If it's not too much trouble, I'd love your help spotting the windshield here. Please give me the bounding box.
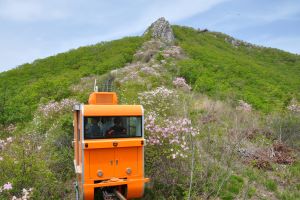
[84,116,142,139]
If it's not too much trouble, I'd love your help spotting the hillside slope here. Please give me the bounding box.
[1,24,299,128]
[173,26,300,112]
[0,18,299,200]
[0,36,145,125]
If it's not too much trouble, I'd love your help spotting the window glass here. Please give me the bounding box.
[84,116,142,139]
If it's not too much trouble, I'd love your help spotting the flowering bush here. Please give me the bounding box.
[236,100,252,112]
[145,112,198,159]
[144,110,199,198]
[287,104,300,112]
[4,124,16,133]
[119,71,139,83]
[0,184,33,200]
[32,98,78,134]
[162,46,183,58]
[12,188,33,200]
[138,86,178,116]
[173,77,191,91]
[140,66,159,76]
[0,114,74,199]
[0,182,13,198]
[0,137,13,150]
[287,98,300,113]
[37,98,78,119]
[1,182,12,191]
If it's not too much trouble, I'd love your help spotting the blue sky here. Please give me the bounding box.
[0,0,299,72]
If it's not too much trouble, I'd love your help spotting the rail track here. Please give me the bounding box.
[75,181,127,200]
[102,189,126,200]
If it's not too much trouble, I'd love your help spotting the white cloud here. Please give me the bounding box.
[245,2,300,22]
[209,1,300,32]
[0,0,70,21]
[55,0,230,55]
[142,0,228,22]
[84,0,229,42]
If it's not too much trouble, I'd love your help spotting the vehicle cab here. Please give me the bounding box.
[73,92,149,200]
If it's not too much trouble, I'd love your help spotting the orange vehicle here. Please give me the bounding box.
[73,92,149,199]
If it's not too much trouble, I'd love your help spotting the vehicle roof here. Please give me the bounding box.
[83,105,143,116]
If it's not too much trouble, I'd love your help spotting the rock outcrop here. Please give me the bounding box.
[144,17,175,43]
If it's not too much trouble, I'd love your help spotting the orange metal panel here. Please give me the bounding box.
[88,92,118,105]
[83,184,94,200]
[83,138,145,149]
[83,178,149,188]
[137,146,143,177]
[83,105,143,116]
[89,148,115,180]
[127,181,145,199]
[115,147,138,177]
[84,151,90,180]
[127,180,146,199]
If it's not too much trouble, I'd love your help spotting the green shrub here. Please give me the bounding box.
[279,190,300,200]
[219,175,244,200]
[243,168,259,182]
[265,179,277,192]
[247,186,256,198]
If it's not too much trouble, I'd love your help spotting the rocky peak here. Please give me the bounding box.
[144,17,175,43]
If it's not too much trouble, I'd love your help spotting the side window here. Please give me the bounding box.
[128,117,142,137]
[84,117,102,139]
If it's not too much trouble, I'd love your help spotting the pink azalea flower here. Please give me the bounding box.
[3,182,12,190]
[173,77,191,90]
[6,137,13,143]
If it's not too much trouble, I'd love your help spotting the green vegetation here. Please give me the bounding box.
[173,25,300,112]
[0,36,145,125]
[0,24,299,199]
[219,175,244,200]
[265,179,278,192]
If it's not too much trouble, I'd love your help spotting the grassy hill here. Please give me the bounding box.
[0,21,299,200]
[173,25,300,112]
[1,25,299,125]
[0,36,145,125]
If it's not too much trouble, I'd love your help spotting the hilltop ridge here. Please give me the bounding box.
[144,17,175,43]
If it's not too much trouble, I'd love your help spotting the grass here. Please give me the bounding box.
[172,25,300,113]
[264,179,278,192]
[219,175,244,200]
[247,186,256,198]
